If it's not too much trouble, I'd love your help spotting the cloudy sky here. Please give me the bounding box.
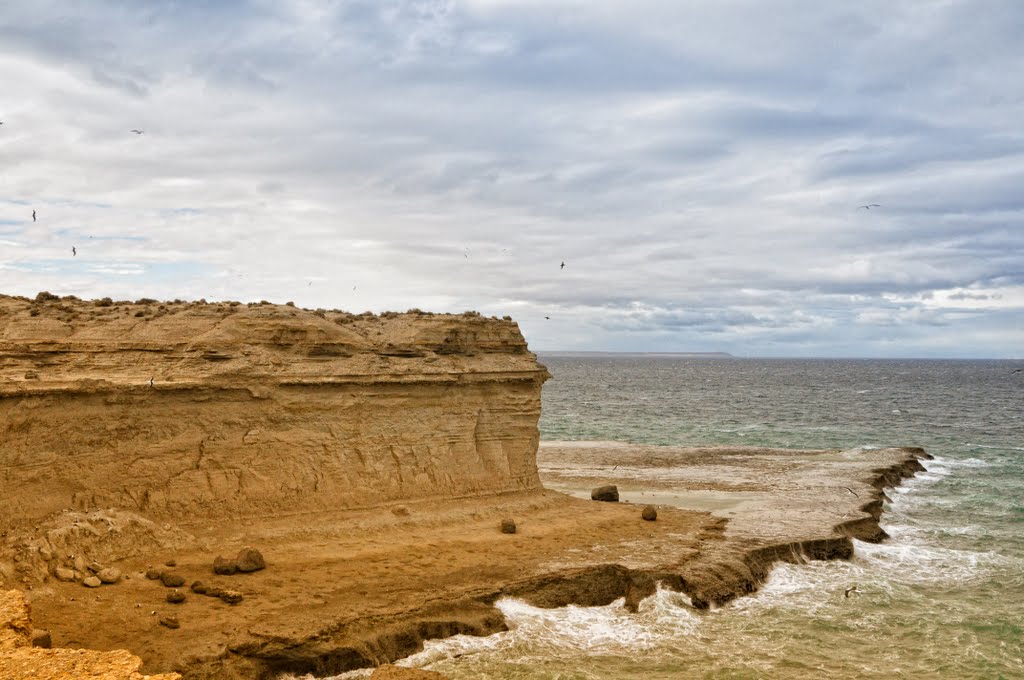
[1,1,1022,357]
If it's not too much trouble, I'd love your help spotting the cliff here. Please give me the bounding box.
[0,294,548,584]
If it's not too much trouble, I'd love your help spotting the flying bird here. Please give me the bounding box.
[844,585,860,598]
[544,316,550,320]
[1012,368,1022,374]
[560,261,565,269]
[148,377,154,387]
[32,210,36,222]
[843,486,858,498]
[859,204,881,210]
[72,246,76,256]
[131,129,144,134]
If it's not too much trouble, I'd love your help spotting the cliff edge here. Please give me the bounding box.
[0,589,180,679]
[1,294,548,585]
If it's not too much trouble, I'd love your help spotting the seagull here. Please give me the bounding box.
[131,129,144,134]
[843,486,859,498]
[560,261,565,269]
[859,204,881,210]
[845,585,860,598]
[32,210,36,222]
[1012,368,1022,374]
[544,316,550,320]
[148,377,154,387]
[72,246,76,256]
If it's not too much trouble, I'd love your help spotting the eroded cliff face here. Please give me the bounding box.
[0,294,549,534]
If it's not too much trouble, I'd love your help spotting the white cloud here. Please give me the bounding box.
[0,0,1022,356]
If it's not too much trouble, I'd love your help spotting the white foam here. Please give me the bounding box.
[373,587,704,673]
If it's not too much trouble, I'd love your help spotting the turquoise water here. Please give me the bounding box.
[345,357,1024,679]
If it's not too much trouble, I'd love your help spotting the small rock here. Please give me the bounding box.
[160,573,186,588]
[190,581,208,594]
[31,629,52,649]
[166,590,186,604]
[641,505,658,521]
[164,559,177,567]
[159,615,180,629]
[500,518,517,534]
[73,555,87,572]
[213,556,237,575]
[82,576,102,588]
[591,485,619,502]
[204,586,224,598]
[391,505,411,517]
[97,568,121,584]
[235,547,265,573]
[145,568,162,580]
[53,567,76,582]
[86,561,105,574]
[219,590,244,605]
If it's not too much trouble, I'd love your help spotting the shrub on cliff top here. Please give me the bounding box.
[35,291,60,303]
[135,298,157,305]
[95,297,113,307]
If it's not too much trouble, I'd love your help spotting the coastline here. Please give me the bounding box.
[5,443,929,679]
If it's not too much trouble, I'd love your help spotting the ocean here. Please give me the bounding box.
[340,356,1024,679]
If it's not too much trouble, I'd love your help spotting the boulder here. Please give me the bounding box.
[159,615,180,630]
[213,556,237,575]
[53,567,76,582]
[160,573,186,588]
[31,628,52,649]
[166,590,186,604]
[641,505,657,521]
[190,581,208,595]
[86,561,105,574]
[500,518,517,534]
[145,568,163,580]
[82,576,102,588]
[164,559,177,567]
[591,485,619,502]
[219,590,244,605]
[235,547,266,573]
[97,568,122,584]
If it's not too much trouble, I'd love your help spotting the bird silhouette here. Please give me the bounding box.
[845,585,860,598]
[560,261,565,269]
[131,129,144,134]
[32,210,36,222]
[843,486,858,497]
[859,204,881,210]
[544,316,550,320]
[72,246,76,256]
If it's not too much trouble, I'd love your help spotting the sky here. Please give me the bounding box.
[1,1,1022,358]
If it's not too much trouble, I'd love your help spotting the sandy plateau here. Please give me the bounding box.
[0,294,930,679]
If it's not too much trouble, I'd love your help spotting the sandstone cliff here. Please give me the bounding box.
[0,294,548,585]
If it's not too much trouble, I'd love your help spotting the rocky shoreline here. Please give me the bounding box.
[0,294,932,678]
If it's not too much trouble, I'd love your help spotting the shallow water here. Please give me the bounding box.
[326,357,1024,679]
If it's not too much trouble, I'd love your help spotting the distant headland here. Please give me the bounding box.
[537,351,735,358]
